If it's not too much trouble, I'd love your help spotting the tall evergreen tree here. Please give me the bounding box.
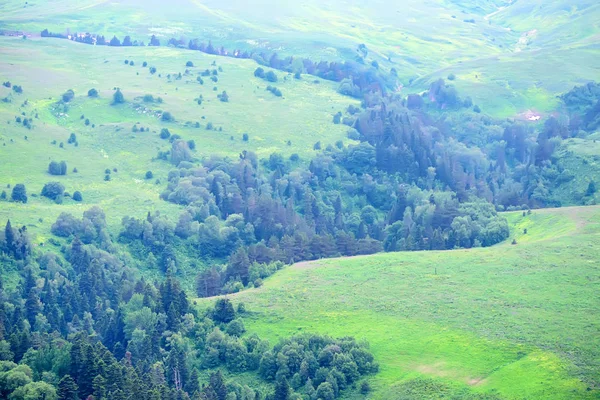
[3,220,14,254]
[58,375,79,400]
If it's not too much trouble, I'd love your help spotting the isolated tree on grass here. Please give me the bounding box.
[41,182,65,200]
[11,184,27,203]
[112,88,125,105]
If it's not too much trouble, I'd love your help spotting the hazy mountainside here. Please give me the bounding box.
[220,206,600,399]
[1,0,599,117]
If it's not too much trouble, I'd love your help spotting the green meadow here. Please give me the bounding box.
[200,206,600,399]
[0,36,356,236]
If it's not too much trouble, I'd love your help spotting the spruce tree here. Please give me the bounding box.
[4,220,14,254]
[58,375,79,400]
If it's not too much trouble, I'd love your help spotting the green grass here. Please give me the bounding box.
[0,36,356,240]
[198,206,600,399]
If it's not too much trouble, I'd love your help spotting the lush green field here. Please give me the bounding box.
[198,206,600,399]
[0,36,356,238]
[1,0,599,117]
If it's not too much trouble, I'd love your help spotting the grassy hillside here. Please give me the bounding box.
[200,206,600,399]
[1,0,599,118]
[0,36,356,237]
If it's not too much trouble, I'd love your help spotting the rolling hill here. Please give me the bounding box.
[1,0,599,117]
[203,206,600,399]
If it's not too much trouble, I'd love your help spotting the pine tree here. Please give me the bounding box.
[3,220,14,254]
[58,375,79,400]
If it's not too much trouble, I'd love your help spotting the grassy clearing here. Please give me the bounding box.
[199,206,600,399]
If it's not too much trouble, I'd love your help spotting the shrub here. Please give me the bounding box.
[254,67,265,78]
[360,381,371,394]
[473,105,481,113]
[160,128,171,139]
[149,66,157,74]
[87,88,98,97]
[225,318,246,337]
[242,133,249,141]
[72,191,82,202]
[266,86,282,97]
[186,61,194,67]
[313,141,322,150]
[161,111,174,122]
[62,89,75,102]
[13,85,23,94]
[447,73,456,81]
[143,94,154,103]
[142,61,148,67]
[145,171,154,179]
